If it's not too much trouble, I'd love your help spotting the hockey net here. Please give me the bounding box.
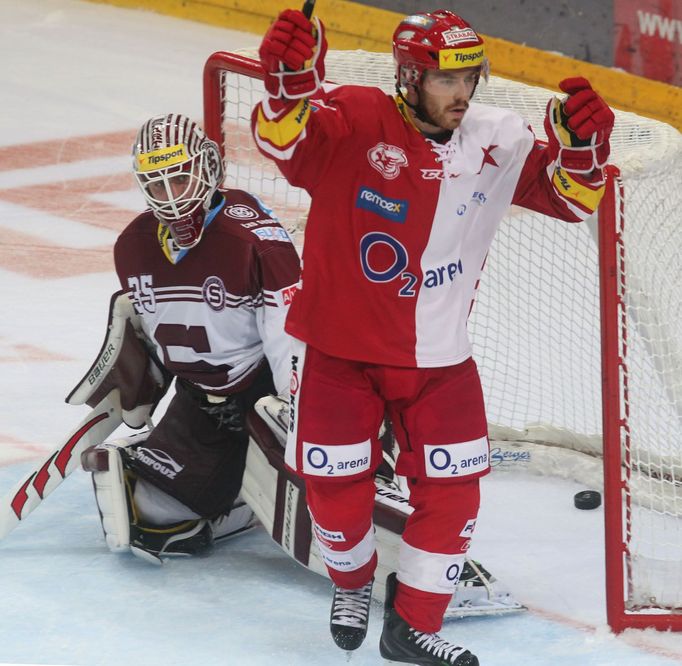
[203,50,682,632]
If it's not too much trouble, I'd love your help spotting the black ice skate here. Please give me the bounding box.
[379,573,479,665]
[329,579,374,651]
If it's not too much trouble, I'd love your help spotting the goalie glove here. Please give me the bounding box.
[259,9,327,99]
[544,77,615,174]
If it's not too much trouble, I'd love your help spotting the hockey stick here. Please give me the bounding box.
[0,389,122,542]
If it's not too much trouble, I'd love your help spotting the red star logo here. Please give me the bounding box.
[476,144,499,174]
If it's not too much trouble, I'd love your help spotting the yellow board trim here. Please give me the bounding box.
[84,0,682,131]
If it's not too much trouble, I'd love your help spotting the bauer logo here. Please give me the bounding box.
[424,436,489,478]
[88,342,116,385]
[356,187,408,223]
[303,440,371,477]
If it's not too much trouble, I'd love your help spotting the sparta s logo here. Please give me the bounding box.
[367,142,408,180]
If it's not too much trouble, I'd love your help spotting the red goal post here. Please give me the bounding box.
[203,49,682,634]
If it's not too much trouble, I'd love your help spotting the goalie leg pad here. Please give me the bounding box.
[83,433,216,562]
[82,435,149,552]
[212,497,258,543]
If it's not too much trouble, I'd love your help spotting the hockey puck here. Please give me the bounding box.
[574,490,602,510]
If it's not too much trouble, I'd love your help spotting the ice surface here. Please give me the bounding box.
[1,2,681,664]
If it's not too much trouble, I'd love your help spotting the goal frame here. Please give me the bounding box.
[202,49,682,634]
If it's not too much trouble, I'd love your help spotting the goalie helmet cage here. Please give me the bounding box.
[203,50,682,633]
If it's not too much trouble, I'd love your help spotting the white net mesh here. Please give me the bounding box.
[207,50,682,618]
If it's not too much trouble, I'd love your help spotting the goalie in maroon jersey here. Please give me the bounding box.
[254,7,614,665]
[78,112,301,563]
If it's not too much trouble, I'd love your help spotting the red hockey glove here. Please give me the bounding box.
[544,77,615,174]
[259,9,327,99]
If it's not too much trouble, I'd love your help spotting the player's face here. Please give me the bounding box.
[418,68,478,130]
[146,172,192,201]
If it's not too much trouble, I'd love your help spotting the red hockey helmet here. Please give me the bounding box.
[392,10,489,89]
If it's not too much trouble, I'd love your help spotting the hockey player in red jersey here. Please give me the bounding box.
[254,7,614,665]
[78,113,300,562]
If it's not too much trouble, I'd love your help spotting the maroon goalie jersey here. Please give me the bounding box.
[114,189,300,395]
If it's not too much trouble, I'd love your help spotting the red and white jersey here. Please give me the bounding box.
[253,85,606,367]
[114,189,300,394]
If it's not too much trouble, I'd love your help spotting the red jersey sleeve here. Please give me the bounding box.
[513,136,606,222]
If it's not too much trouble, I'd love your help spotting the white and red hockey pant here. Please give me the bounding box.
[285,342,490,633]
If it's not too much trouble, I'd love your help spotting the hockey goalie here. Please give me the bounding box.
[75,294,522,619]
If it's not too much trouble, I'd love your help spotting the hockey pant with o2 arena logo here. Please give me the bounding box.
[285,348,491,630]
[242,395,525,619]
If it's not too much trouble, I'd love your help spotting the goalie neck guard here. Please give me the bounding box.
[392,10,489,91]
[132,113,224,249]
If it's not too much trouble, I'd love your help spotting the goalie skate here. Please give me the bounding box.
[244,395,526,620]
[443,559,526,619]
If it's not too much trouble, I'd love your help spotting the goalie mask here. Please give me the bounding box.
[132,114,224,249]
[392,10,489,95]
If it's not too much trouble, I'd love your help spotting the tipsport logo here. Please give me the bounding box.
[136,144,188,172]
[356,187,409,223]
[439,45,485,70]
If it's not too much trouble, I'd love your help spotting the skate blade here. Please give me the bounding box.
[444,602,527,620]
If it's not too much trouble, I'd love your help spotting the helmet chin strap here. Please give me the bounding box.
[396,71,481,140]
[396,84,440,127]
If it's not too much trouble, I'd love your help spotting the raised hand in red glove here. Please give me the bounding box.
[544,77,615,174]
[259,9,327,99]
